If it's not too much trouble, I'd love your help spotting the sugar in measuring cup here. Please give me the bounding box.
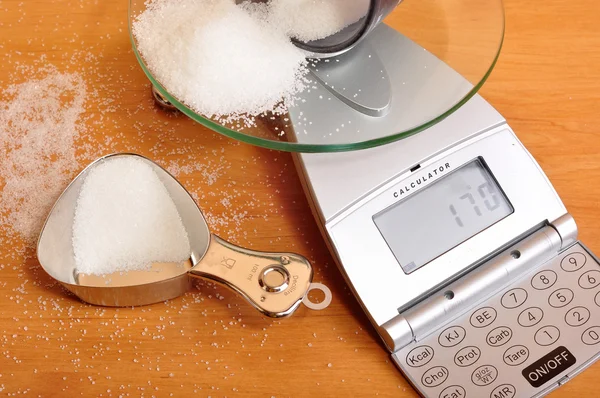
[37,153,313,317]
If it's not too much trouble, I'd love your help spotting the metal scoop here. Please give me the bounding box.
[37,153,313,318]
[295,0,401,58]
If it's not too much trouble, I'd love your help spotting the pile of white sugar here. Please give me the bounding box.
[72,157,191,276]
[133,0,308,122]
[132,0,369,124]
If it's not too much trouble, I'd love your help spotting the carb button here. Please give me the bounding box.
[258,265,290,292]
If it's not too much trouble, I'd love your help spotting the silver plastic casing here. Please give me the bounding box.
[294,96,574,349]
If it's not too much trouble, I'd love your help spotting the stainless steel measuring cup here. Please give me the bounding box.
[37,153,313,317]
[294,0,401,57]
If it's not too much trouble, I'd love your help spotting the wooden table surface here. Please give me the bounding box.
[0,0,599,396]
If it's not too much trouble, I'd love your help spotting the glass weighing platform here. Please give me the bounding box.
[128,0,505,153]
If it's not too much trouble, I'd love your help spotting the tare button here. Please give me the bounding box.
[405,345,434,368]
[503,345,530,366]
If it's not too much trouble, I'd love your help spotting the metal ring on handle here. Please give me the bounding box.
[302,282,333,310]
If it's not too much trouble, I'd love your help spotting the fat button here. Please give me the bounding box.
[258,265,290,293]
[439,385,466,398]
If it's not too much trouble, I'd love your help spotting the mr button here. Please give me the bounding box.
[522,346,576,387]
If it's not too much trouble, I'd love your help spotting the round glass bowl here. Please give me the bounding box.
[129,0,505,153]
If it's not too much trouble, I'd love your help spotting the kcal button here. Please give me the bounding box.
[405,345,434,368]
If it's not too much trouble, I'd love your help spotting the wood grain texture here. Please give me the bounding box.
[0,0,599,396]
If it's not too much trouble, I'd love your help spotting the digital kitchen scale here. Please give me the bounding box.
[291,20,600,398]
[129,0,600,396]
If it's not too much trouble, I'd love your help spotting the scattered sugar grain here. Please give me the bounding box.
[0,71,86,243]
[72,157,191,275]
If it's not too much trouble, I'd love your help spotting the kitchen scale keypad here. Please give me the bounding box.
[396,243,600,398]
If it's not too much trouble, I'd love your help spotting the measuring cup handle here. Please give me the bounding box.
[189,235,313,318]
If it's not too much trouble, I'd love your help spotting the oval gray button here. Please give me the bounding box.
[406,345,434,368]
[503,345,529,366]
[531,270,557,290]
[470,307,497,328]
[517,307,544,328]
[440,385,466,398]
[422,366,449,388]
[582,326,600,345]
[548,288,574,308]
[535,325,560,346]
[486,326,512,347]
[438,325,466,348]
[561,252,586,272]
[501,288,528,309]
[490,384,516,398]
[454,346,481,367]
[565,306,590,327]
[471,365,498,386]
[579,270,600,289]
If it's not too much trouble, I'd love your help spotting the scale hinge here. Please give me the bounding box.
[380,213,578,353]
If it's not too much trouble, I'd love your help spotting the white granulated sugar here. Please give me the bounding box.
[0,71,86,243]
[268,0,370,42]
[72,157,191,275]
[132,0,308,123]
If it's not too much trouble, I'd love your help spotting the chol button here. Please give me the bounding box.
[421,366,449,388]
[258,265,290,293]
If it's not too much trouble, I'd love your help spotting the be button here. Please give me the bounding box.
[470,307,497,328]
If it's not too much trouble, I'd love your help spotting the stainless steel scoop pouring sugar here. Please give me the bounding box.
[37,153,313,317]
[295,0,401,58]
